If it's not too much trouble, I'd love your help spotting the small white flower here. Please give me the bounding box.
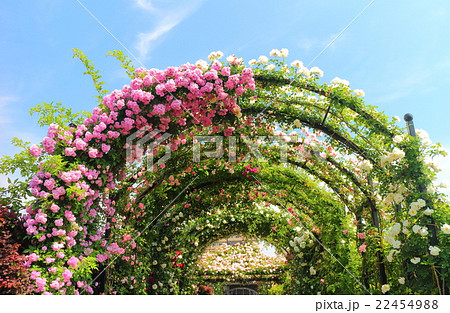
[410,257,421,264]
[381,284,390,294]
[269,49,280,56]
[394,116,401,122]
[412,225,421,233]
[429,246,441,256]
[195,59,209,72]
[418,227,428,237]
[208,51,223,61]
[393,135,404,144]
[291,60,303,68]
[248,59,257,66]
[398,277,405,285]
[310,66,324,77]
[265,64,276,71]
[309,266,316,275]
[353,89,365,97]
[226,55,236,63]
[441,223,450,234]
[359,160,373,172]
[392,240,401,249]
[161,263,167,269]
[297,67,310,77]
[408,208,418,216]
[258,55,269,65]
[416,199,426,207]
[423,208,434,215]
[152,260,158,265]
[152,284,158,290]
[279,48,289,57]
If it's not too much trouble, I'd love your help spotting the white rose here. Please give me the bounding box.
[265,64,276,71]
[398,277,405,285]
[353,89,365,97]
[393,135,403,144]
[429,246,441,256]
[412,225,421,233]
[410,257,421,264]
[393,193,404,204]
[291,60,304,68]
[226,55,236,63]
[423,208,434,215]
[310,66,324,77]
[258,55,269,65]
[309,266,316,275]
[269,49,280,56]
[359,160,373,172]
[161,263,167,269]
[402,227,410,235]
[392,240,401,249]
[152,260,158,265]
[408,208,418,216]
[248,59,257,66]
[195,59,209,72]
[418,227,428,236]
[152,284,158,289]
[279,48,289,57]
[441,223,450,234]
[416,199,426,207]
[381,284,390,294]
[295,66,309,77]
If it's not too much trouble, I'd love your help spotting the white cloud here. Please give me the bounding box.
[132,0,205,61]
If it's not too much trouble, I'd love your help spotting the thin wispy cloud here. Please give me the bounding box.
[132,0,205,61]
[0,96,18,126]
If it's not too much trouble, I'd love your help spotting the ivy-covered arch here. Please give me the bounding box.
[22,50,449,295]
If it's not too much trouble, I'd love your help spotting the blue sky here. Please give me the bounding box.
[1,0,450,191]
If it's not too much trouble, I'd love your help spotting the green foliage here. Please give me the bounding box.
[30,101,89,127]
[107,50,136,79]
[72,48,109,103]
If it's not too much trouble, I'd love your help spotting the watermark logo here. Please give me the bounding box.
[126,127,325,170]
[126,127,172,172]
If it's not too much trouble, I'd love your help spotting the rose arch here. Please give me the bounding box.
[23,49,449,295]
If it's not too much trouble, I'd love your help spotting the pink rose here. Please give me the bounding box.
[88,148,99,158]
[30,144,42,157]
[55,219,63,227]
[67,256,80,269]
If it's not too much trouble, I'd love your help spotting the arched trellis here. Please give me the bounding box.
[22,51,449,295]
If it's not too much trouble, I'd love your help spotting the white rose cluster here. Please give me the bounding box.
[416,129,432,147]
[289,233,312,255]
[408,199,426,216]
[384,223,402,257]
[310,66,324,77]
[195,59,209,72]
[412,224,428,236]
[358,159,373,172]
[330,77,350,88]
[208,51,223,61]
[353,89,365,97]
[269,48,289,58]
[381,147,405,167]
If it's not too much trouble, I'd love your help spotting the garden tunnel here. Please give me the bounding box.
[21,51,449,295]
